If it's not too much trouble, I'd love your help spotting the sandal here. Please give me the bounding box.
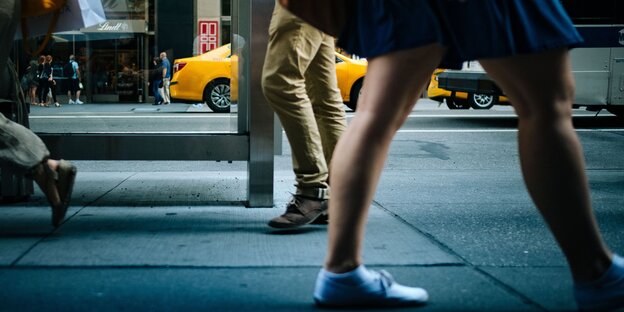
[29,159,77,227]
[56,159,77,214]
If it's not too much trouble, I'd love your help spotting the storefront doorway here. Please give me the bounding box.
[89,35,146,103]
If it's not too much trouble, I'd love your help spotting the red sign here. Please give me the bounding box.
[198,20,219,54]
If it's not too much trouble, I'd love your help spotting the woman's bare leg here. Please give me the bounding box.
[324,44,445,273]
[479,49,611,283]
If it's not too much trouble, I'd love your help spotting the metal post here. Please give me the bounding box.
[234,0,274,207]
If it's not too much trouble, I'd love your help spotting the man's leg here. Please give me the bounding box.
[75,81,82,104]
[261,4,329,228]
[163,78,171,103]
[67,79,75,103]
[305,34,347,168]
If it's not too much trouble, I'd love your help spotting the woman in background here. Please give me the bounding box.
[37,54,51,106]
[24,58,38,104]
[36,55,46,106]
[45,55,60,107]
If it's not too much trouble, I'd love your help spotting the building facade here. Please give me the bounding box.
[15,0,232,103]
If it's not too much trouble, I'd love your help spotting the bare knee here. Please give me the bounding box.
[513,92,574,125]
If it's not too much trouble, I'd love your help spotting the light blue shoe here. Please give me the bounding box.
[574,254,624,311]
[314,265,428,307]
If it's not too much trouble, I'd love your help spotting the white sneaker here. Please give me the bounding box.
[192,103,203,108]
[314,265,428,307]
[574,254,624,311]
[75,100,84,105]
[68,99,75,105]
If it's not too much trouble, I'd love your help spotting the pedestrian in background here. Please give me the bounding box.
[150,57,164,105]
[66,54,83,105]
[159,51,171,104]
[23,58,38,105]
[45,55,60,107]
[36,54,49,106]
[301,1,624,310]
[261,2,347,229]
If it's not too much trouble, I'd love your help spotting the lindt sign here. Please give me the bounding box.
[97,22,130,32]
[82,20,146,33]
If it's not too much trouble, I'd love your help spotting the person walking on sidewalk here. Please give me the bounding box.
[45,55,60,107]
[261,1,347,229]
[0,0,77,228]
[36,54,50,106]
[159,52,171,104]
[66,55,83,105]
[150,57,164,105]
[306,1,624,310]
[24,58,38,105]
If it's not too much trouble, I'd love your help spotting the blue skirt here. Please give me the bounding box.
[338,0,583,69]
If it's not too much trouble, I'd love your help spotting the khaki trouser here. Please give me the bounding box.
[261,3,347,200]
[0,0,49,172]
[159,77,171,103]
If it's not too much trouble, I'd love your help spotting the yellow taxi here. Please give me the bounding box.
[427,68,509,110]
[170,44,367,112]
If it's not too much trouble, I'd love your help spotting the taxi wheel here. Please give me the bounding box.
[468,93,496,109]
[204,79,231,113]
[346,80,363,111]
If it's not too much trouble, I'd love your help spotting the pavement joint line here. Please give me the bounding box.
[471,266,549,312]
[8,172,138,267]
[371,200,547,311]
[9,229,58,267]
[0,263,468,270]
[396,129,624,133]
[75,172,138,210]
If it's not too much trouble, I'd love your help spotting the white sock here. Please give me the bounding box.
[320,265,376,286]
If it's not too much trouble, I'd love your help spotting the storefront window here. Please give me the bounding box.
[102,0,148,19]
[16,0,238,134]
[89,35,144,102]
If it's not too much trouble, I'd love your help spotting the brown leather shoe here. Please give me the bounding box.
[268,195,328,229]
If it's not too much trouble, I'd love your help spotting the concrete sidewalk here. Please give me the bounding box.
[1,131,623,311]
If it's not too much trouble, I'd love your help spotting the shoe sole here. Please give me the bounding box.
[267,211,326,229]
[314,298,427,308]
[268,219,318,229]
[310,211,329,224]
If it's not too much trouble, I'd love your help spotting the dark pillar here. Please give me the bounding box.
[156,0,194,61]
